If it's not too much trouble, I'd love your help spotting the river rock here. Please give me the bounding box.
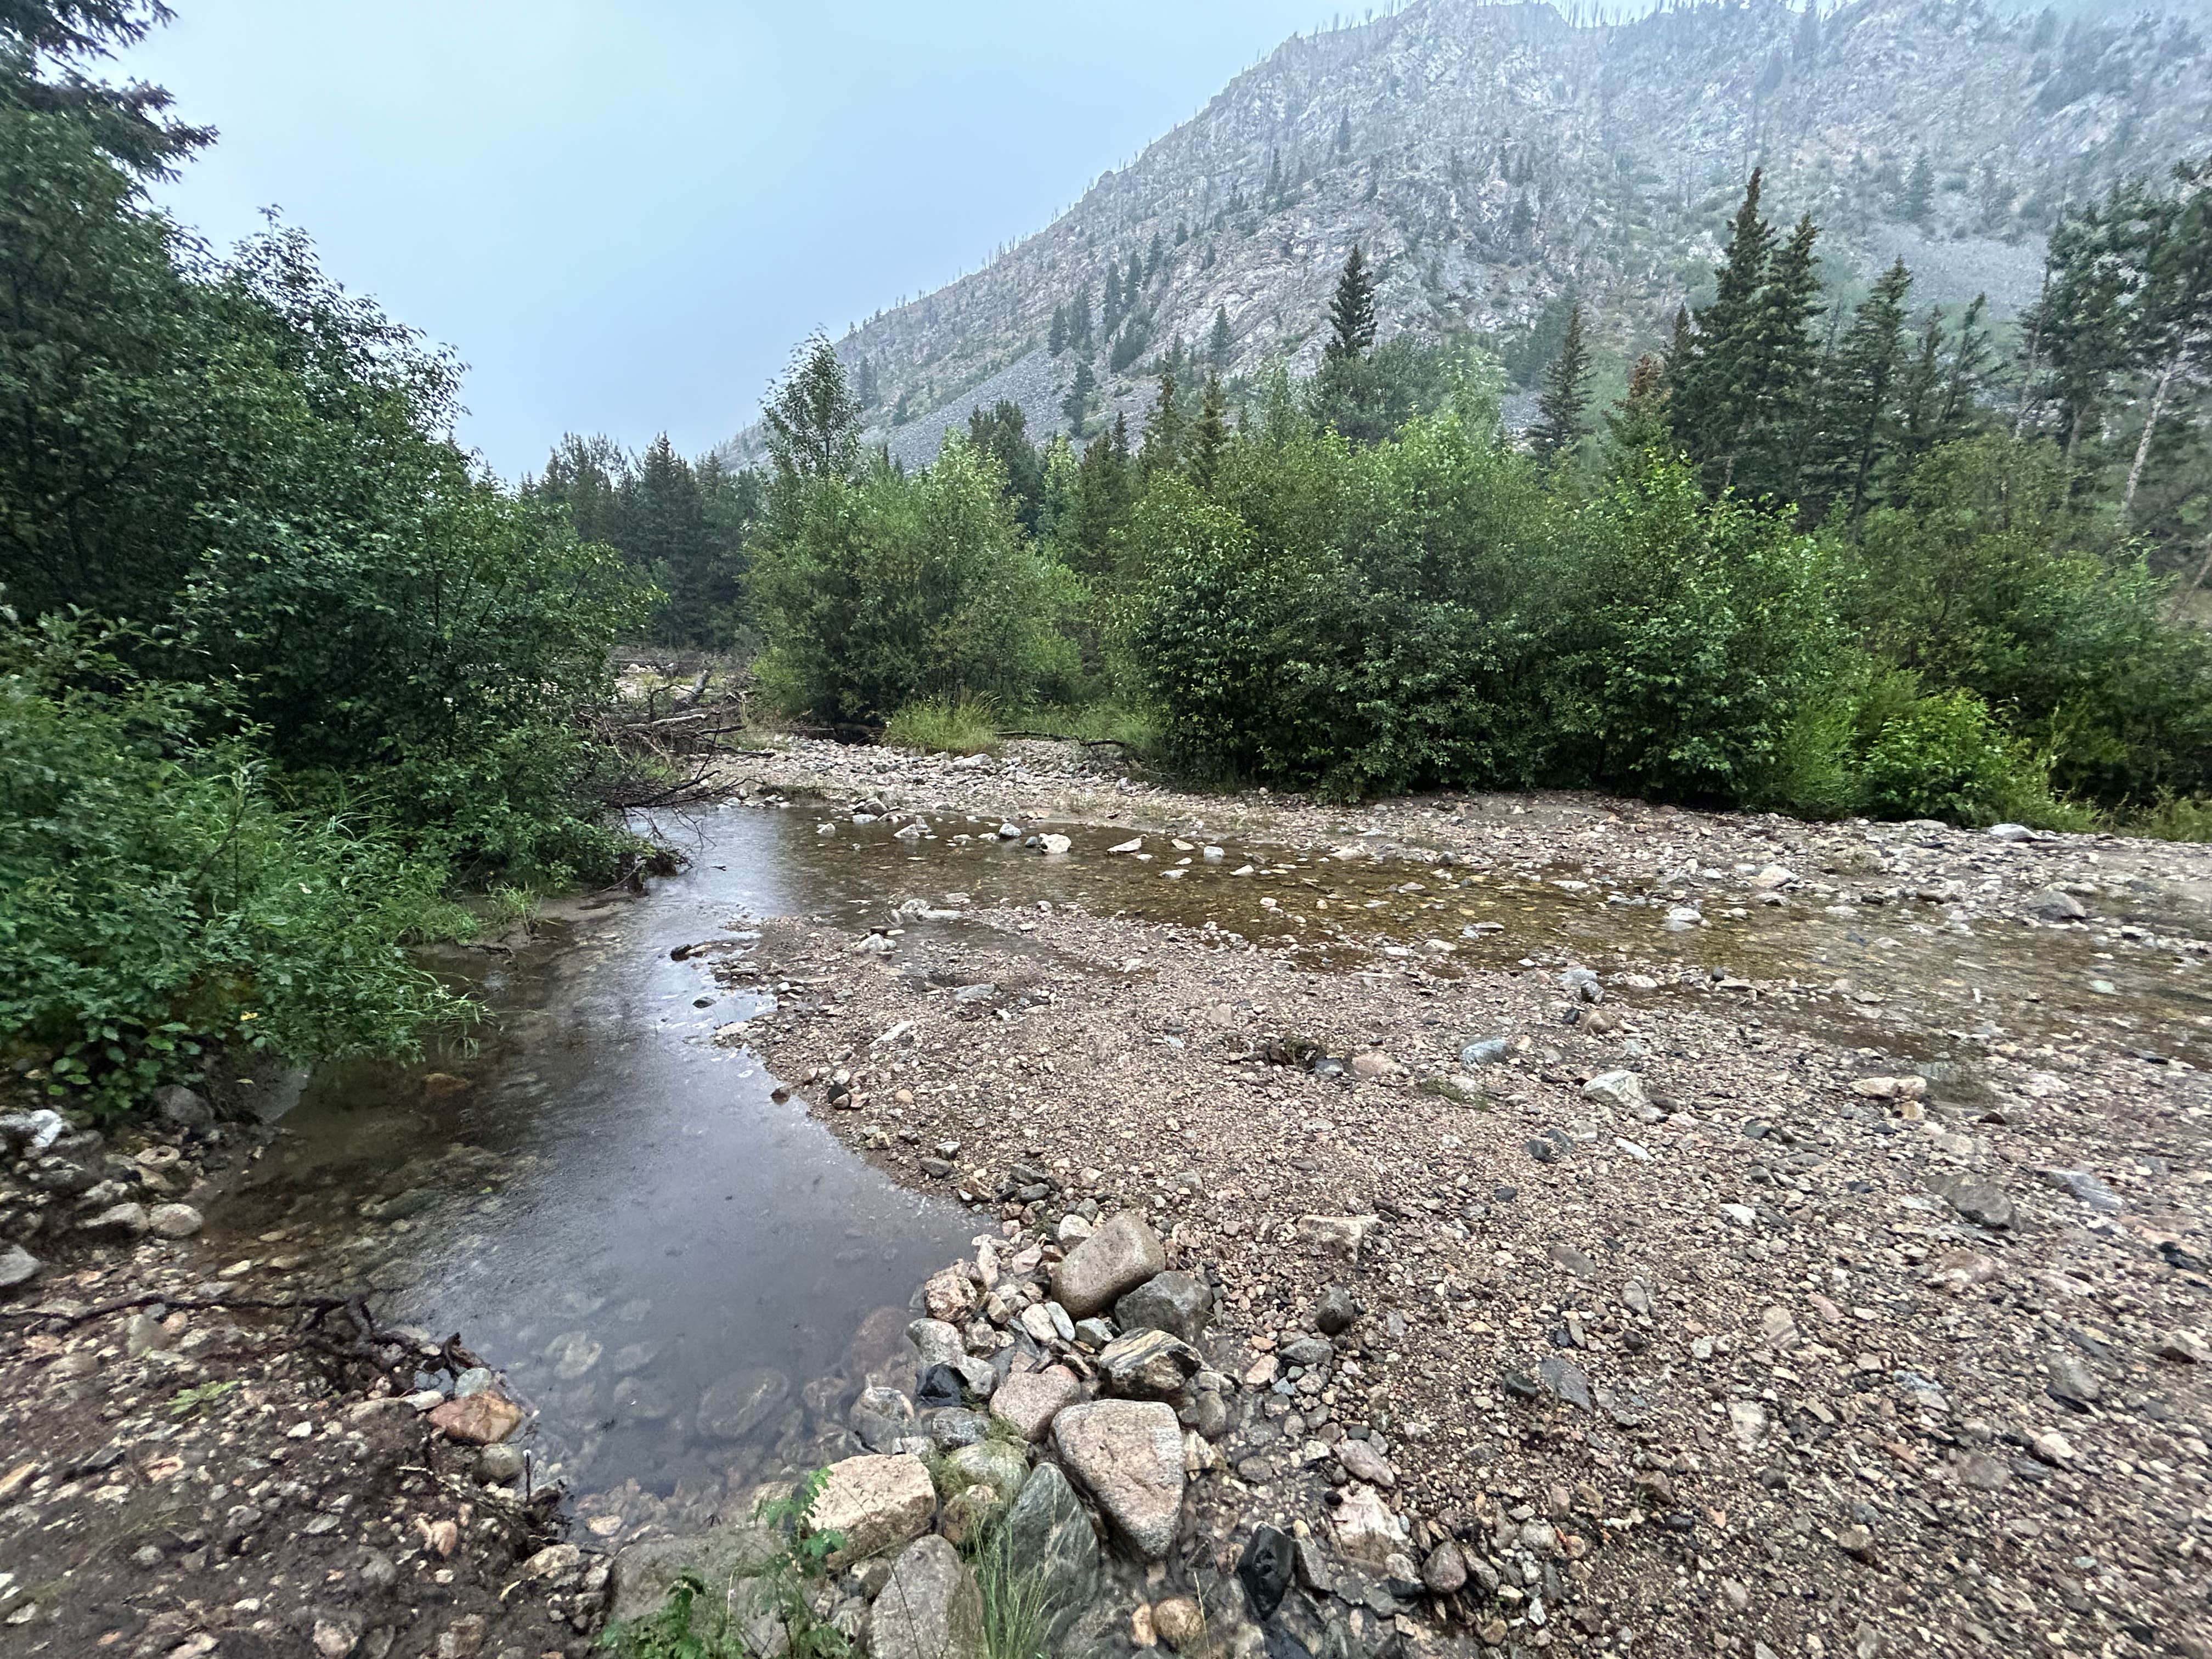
[923,1267,975,1322]
[697,1367,791,1440]
[609,1520,781,1626]
[1152,1597,1204,1651]
[1097,1328,1203,1400]
[990,1364,1081,1441]
[2040,1167,2123,1214]
[1004,1463,1098,1635]
[1114,1271,1212,1344]
[1238,1525,1294,1618]
[1330,1483,1403,1567]
[1052,1399,1184,1559]
[2022,888,2087,922]
[427,1390,526,1446]
[153,1085,213,1127]
[907,1318,964,1369]
[850,1386,917,1452]
[939,1483,1003,1549]
[1314,1284,1359,1335]
[1422,1541,1469,1595]
[869,1535,981,1659]
[1296,1214,1380,1256]
[1335,1437,1395,1488]
[545,1330,601,1380]
[1581,1070,1649,1113]
[0,1245,42,1292]
[943,1438,1029,1505]
[811,1453,936,1566]
[1051,1212,1165,1318]
[1927,1172,2014,1229]
[80,1201,148,1239]
[145,1203,203,1239]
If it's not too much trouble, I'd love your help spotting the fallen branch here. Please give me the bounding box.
[994,729,1132,749]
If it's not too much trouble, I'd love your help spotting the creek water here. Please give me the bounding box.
[202,802,2211,1529]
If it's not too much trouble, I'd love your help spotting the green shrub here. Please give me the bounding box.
[1853,686,2028,824]
[753,438,1081,724]
[2131,794,2212,842]
[0,618,473,1109]
[884,696,1002,755]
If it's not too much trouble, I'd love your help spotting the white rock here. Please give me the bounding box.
[810,1454,936,1567]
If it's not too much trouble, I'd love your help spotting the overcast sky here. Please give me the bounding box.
[116,1,1396,478]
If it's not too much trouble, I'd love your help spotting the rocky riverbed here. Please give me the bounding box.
[7,731,2212,1659]
[695,735,2212,1658]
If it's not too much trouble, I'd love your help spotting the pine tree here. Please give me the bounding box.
[967,400,1046,532]
[1604,354,1676,472]
[1325,245,1378,362]
[1060,357,1097,439]
[1102,265,1124,336]
[1145,233,1164,281]
[1334,110,1352,157]
[1189,374,1228,488]
[2121,165,2212,518]
[1049,304,1067,356]
[1675,170,1778,484]
[1735,212,1825,498]
[1142,365,1186,476]
[1264,148,1282,206]
[1903,153,1935,228]
[1529,299,1592,464]
[1126,250,1146,306]
[1070,282,1094,349]
[854,356,878,409]
[1805,258,1913,520]
[1209,306,1235,374]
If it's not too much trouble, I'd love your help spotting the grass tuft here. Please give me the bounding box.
[884,696,1002,757]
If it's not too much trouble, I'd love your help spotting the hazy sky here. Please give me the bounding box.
[117,1,1383,478]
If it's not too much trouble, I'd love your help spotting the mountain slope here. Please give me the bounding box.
[726,0,2211,465]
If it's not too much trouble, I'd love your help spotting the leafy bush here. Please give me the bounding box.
[1853,685,2031,825]
[753,438,1081,723]
[884,697,1002,756]
[0,617,473,1109]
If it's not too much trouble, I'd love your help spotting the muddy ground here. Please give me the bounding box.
[720,735,2212,1658]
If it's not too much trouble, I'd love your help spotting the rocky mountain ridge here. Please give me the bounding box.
[725,0,2211,467]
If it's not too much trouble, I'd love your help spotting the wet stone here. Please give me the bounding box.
[1239,1525,1295,1620]
[697,1367,791,1440]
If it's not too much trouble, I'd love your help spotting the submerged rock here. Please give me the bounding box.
[697,1367,791,1440]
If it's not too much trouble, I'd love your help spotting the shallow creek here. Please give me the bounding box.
[199,803,2211,1532]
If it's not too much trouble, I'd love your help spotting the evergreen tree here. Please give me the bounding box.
[1189,373,1228,488]
[1264,148,1282,206]
[1603,354,1676,471]
[1903,152,1935,228]
[1142,365,1186,476]
[1805,258,1913,520]
[1049,304,1067,356]
[1209,305,1235,374]
[1060,356,1097,438]
[1325,245,1378,362]
[1145,233,1164,281]
[1675,170,1778,484]
[1126,250,1146,307]
[1735,213,1825,498]
[1102,264,1124,336]
[967,399,1046,532]
[2032,189,2140,470]
[2121,163,2212,518]
[854,356,878,410]
[1529,299,1592,464]
[1070,281,1093,349]
[1334,110,1353,157]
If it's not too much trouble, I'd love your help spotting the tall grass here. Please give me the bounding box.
[883,696,1002,757]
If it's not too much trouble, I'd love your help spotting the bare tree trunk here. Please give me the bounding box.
[2169,528,2212,624]
[2123,347,2182,522]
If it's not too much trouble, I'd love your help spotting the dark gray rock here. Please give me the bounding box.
[1927,1172,2013,1229]
[1536,1355,1594,1412]
[1002,1463,1097,1639]
[2021,889,2087,922]
[1314,1285,1359,1336]
[1238,1526,1294,1620]
[153,1085,213,1127]
[868,1536,982,1659]
[1114,1271,1213,1345]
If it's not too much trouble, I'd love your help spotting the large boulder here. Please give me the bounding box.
[1052,1400,1184,1560]
[868,1536,982,1659]
[1113,1271,1213,1345]
[810,1453,936,1567]
[1051,1214,1165,1319]
[1003,1463,1098,1637]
